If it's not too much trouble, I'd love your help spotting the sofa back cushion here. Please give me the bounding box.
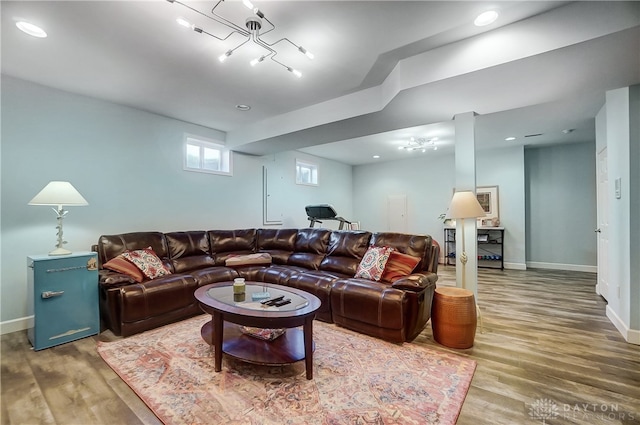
[97,232,169,269]
[208,229,257,266]
[257,228,297,265]
[287,228,331,270]
[166,231,215,273]
[319,231,372,276]
[370,232,433,272]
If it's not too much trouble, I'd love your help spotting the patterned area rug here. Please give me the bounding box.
[97,315,476,425]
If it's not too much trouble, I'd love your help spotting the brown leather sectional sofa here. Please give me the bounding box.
[95,228,439,342]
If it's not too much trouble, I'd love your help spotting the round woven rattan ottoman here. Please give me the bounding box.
[431,287,477,349]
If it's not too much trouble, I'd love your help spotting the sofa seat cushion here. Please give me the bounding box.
[331,278,406,332]
[99,269,137,286]
[286,271,338,322]
[190,267,239,286]
[235,265,274,281]
[119,274,198,323]
[249,265,307,285]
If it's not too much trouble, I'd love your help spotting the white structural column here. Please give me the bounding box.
[454,112,480,297]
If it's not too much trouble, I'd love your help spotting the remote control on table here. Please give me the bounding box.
[261,295,284,305]
[273,299,291,307]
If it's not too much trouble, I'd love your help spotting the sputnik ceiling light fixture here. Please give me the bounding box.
[167,0,313,78]
[398,137,438,153]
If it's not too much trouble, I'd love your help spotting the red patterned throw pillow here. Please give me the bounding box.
[103,255,145,283]
[381,251,421,283]
[121,247,172,280]
[354,246,394,281]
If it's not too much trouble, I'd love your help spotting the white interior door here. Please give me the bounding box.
[596,148,609,300]
[387,195,407,232]
[262,166,283,225]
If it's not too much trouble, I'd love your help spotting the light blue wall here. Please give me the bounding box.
[524,142,597,268]
[260,151,353,229]
[601,86,639,342]
[477,146,527,269]
[0,75,352,327]
[352,145,528,268]
[352,154,455,238]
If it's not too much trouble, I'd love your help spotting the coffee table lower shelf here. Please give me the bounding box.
[201,321,315,366]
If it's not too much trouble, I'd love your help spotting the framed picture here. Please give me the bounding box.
[476,186,499,221]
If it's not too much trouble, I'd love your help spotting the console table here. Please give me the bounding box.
[444,227,505,270]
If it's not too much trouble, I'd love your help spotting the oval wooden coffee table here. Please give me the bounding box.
[194,282,321,379]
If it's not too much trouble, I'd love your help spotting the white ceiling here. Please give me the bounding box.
[2,1,639,165]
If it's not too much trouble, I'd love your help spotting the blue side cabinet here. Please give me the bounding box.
[27,252,99,351]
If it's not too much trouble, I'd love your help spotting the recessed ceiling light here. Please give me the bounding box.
[373,155,380,159]
[474,11,499,27]
[16,21,47,38]
[505,136,516,141]
[562,129,575,134]
[235,104,251,111]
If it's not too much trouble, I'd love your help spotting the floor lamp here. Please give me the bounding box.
[447,191,486,330]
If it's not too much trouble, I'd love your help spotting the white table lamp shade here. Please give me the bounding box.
[447,191,485,219]
[28,181,88,256]
[29,181,88,206]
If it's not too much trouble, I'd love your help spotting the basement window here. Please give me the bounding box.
[183,135,232,176]
[296,159,318,186]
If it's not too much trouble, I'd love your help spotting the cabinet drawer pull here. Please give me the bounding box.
[42,291,65,299]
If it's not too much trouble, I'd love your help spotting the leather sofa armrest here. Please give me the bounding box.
[391,272,437,292]
[99,270,135,287]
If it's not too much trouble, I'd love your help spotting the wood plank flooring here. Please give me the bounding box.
[2,267,639,425]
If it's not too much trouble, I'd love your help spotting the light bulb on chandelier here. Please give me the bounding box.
[167,0,314,77]
[398,137,439,152]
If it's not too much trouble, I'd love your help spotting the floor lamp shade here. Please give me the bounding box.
[28,181,88,256]
[447,191,486,220]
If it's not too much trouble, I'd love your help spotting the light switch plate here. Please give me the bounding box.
[615,178,622,199]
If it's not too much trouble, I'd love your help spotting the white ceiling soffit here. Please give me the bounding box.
[227,1,640,154]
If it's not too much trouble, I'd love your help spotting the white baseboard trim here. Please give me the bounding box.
[504,262,527,270]
[606,306,640,345]
[0,316,33,335]
[526,261,597,273]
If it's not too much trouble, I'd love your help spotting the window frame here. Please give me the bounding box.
[295,158,319,186]
[183,134,232,176]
